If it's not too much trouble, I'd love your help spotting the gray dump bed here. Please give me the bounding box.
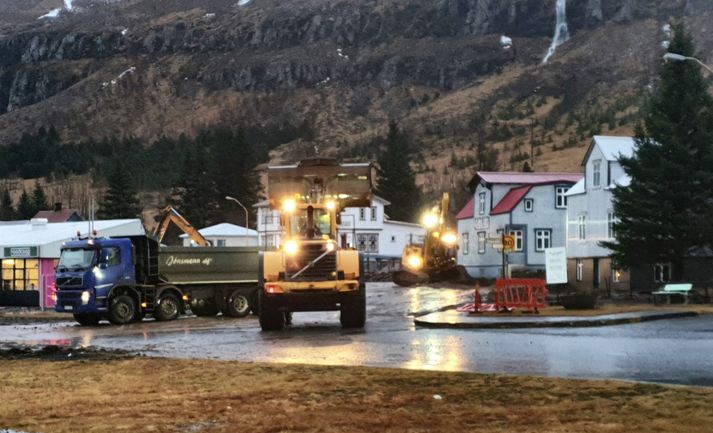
[158,246,261,284]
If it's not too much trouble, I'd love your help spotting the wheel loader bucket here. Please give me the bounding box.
[268,158,372,208]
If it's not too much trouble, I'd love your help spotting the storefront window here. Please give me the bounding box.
[1,259,39,291]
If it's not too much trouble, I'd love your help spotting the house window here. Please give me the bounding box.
[357,234,379,253]
[612,266,622,283]
[555,186,569,208]
[654,263,671,282]
[371,206,377,221]
[216,239,226,247]
[576,259,583,282]
[359,208,365,221]
[578,214,587,240]
[462,232,469,255]
[1,258,39,291]
[478,192,486,215]
[607,211,615,239]
[477,231,486,254]
[593,160,601,187]
[524,199,533,212]
[508,229,524,251]
[534,229,551,251]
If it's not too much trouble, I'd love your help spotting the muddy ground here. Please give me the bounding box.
[1,344,713,433]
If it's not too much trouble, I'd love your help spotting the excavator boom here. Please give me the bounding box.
[153,206,210,246]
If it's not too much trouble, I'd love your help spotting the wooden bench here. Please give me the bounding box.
[652,283,693,305]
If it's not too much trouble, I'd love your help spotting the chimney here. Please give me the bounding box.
[54,202,62,212]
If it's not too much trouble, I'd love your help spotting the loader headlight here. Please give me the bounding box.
[284,240,299,256]
[407,255,423,270]
[81,290,91,305]
[325,241,335,252]
[325,200,337,211]
[441,232,458,246]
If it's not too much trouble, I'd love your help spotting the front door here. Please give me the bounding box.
[593,258,600,289]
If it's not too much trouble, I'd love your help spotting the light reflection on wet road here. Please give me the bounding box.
[2,282,712,386]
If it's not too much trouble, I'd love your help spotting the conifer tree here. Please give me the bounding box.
[602,24,713,280]
[32,181,49,212]
[0,189,16,220]
[97,159,142,219]
[17,190,35,219]
[172,148,220,228]
[376,121,421,222]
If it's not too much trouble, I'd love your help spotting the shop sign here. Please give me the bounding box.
[4,246,38,258]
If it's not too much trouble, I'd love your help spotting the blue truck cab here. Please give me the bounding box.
[55,235,183,326]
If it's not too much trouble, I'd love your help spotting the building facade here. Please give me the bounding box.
[181,223,258,247]
[0,218,145,308]
[457,171,582,279]
[565,136,636,293]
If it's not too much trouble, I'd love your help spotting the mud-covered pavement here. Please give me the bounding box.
[1,283,712,386]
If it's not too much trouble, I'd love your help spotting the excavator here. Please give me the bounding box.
[153,205,210,246]
[392,193,460,286]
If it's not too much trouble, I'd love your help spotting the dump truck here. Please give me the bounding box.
[54,235,260,325]
[258,158,371,331]
[392,193,460,286]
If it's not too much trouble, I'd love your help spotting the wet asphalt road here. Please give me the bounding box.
[1,282,712,386]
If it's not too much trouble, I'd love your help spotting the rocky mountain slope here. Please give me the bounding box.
[1,0,712,203]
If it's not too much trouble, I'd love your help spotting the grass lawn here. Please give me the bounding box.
[1,357,712,433]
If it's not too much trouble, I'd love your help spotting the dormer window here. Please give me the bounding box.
[593,160,601,188]
[478,192,486,215]
[524,199,533,212]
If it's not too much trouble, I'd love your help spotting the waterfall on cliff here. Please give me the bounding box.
[542,0,570,64]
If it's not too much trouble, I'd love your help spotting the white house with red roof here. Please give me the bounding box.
[457,171,582,279]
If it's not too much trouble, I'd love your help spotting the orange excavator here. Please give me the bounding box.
[153,206,210,246]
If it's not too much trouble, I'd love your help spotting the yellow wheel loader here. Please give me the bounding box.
[259,158,371,330]
[393,193,461,286]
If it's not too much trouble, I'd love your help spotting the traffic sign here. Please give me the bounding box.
[502,235,515,252]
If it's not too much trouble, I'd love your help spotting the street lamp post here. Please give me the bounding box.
[225,196,249,246]
[663,52,713,74]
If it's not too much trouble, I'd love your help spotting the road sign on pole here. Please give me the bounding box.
[502,235,515,252]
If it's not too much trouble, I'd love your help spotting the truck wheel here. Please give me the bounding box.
[155,292,180,321]
[190,299,218,317]
[258,290,284,331]
[108,295,137,325]
[73,313,101,326]
[224,290,251,318]
[340,286,366,329]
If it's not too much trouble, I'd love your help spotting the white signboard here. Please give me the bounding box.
[545,247,568,284]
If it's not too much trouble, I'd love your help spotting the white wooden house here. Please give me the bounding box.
[457,171,582,279]
[565,136,636,292]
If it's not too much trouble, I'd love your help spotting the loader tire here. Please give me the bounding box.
[258,290,284,331]
[340,286,366,329]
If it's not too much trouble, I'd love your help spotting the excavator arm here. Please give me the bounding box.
[153,206,210,246]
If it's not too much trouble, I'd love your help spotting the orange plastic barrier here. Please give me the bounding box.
[495,278,548,313]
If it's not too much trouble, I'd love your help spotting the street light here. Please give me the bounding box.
[225,196,249,246]
[663,52,713,74]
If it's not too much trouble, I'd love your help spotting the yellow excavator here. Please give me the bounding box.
[153,206,210,246]
[393,193,460,286]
